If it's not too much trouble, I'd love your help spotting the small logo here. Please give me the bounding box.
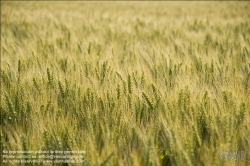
[220,146,247,165]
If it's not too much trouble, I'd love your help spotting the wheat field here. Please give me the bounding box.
[1,1,250,166]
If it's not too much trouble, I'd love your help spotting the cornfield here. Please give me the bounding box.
[1,1,250,166]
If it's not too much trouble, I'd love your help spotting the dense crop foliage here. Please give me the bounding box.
[1,1,250,166]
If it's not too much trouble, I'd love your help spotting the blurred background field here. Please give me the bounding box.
[1,1,250,166]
